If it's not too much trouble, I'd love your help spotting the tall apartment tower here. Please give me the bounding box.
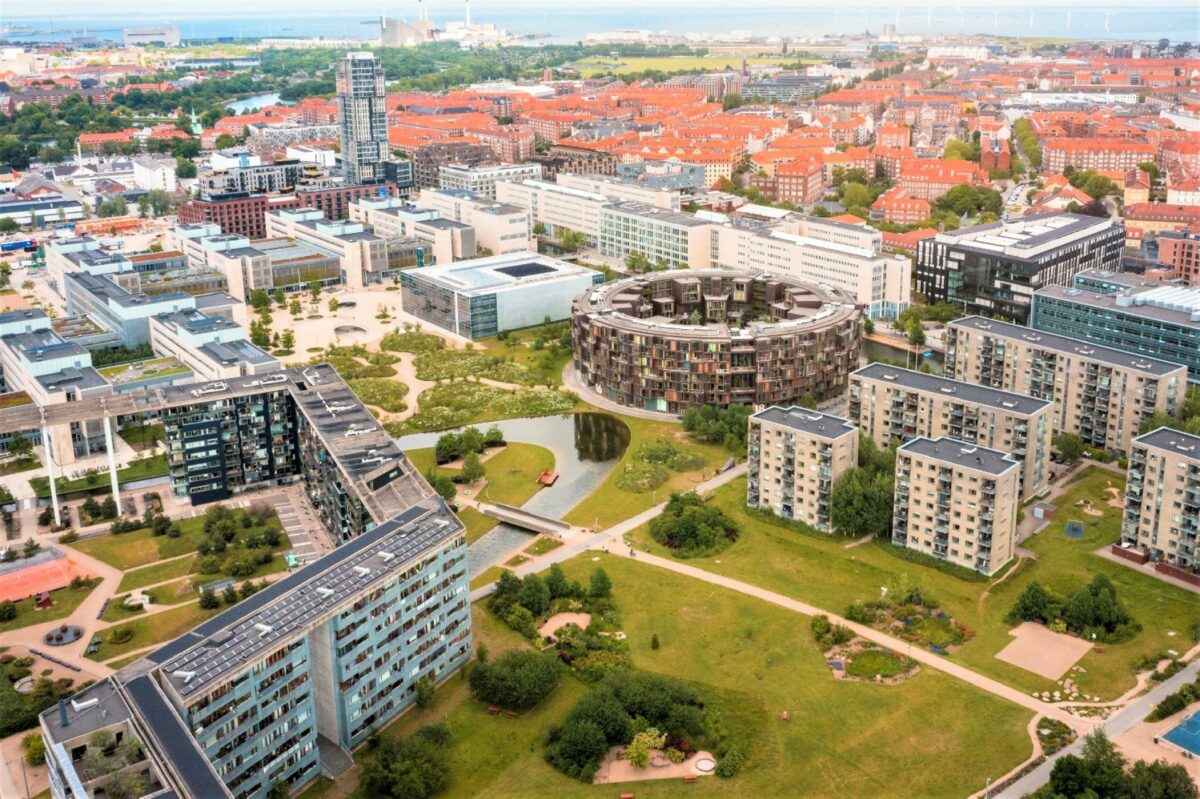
[1121,427,1200,579]
[747,406,859,533]
[848,363,1053,502]
[893,436,1020,576]
[336,52,388,185]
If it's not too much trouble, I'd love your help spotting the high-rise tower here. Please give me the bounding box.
[336,51,388,185]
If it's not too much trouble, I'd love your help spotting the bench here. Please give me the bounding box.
[504,710,519,719]
[487,706,500,715]
[620,793,635,799]
[684,775,697,783]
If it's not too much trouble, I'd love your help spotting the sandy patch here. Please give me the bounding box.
[1105,485,1125,509]
[594,747,716,784]
[538,612,591,640]
[995,621,1093,680]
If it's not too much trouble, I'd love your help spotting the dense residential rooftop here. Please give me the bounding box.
[851,363,1052,416]
[751,406,858,440]
[951,316,1184,376]
[898,436,1020,476]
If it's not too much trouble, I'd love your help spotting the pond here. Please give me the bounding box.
[861,339,944,373]
[224,93,290,114]
[395,412,630,575]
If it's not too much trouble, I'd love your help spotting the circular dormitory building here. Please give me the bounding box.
[571,270,862,414]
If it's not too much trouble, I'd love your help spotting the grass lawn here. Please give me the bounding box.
[0,455,39,476]
[0,581,97,633]
[457,506,498,544]
[74,508,285,571]
[476,335,572,387]
[30,454,169,498]
[117,423,165,452]
[629,468,1200,701]
[100,578,197,622]
[564,414,730,530]
[470,565,508,590]
[296,776,335,799]
[364,556,1031,798]
[476,444,555,506]
[117,554,198,592]
[525,537,563,556]
[88,601,221,661]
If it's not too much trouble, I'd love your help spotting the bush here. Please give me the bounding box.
[682,404,755,451]
[359,723,451,799]
[22,732,45,765]
[0,600,16,621]
[648,492,740,556]
[109,627,134,645]
[57,530,79,544]
[469,650,564,711]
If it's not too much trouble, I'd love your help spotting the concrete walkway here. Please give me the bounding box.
[996,657,1200,798]
[0,543,122,677]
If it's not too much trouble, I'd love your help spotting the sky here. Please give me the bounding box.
[8,0,1200,18]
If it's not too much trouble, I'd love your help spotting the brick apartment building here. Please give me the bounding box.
[1043,137,1157,174]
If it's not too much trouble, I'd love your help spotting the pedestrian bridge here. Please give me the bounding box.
[476,502,573,536]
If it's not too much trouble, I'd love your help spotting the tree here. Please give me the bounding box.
[175,157,196,179]
[96,196,128,218]
[722,93,748,111]
[274,287,286,307]
[460,451,486,483]
[328,298,339,313]
[625,250,650,273]
[680,404,754,451]
[829,469,893,537]
[0,600,16,621]
[425,469,455,501]
[469,650,564,711]
[249,320,270,348]
[649,492,740,554]
[288,299,302,316]
[360,724,451,799]
[279,330,294,351]
[518,573,550,616]
[249,289,271,311]
[414,675,435,709]
[0,219,18,233]
[554,226,586,252]
[213,133,237,149]
[309,280,321,301]
[7,433,32,461]
[1127,759,1198,799]
[589,568,612,599]
[198,588,219,609]
[906,323,926,347]
[1053,432,1085,465]
[533,221,547,236]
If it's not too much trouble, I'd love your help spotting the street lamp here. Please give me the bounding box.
[984,776,992,799]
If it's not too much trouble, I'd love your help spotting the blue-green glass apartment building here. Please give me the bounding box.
[1031,272,1200,385]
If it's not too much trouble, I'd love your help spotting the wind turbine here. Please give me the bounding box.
[1066,11,1071,30]
[1104,12,1111,33]
[958,8,965,29]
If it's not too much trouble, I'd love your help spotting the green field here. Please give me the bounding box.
[367,555,1031,798]
[409,442,554,506]
[628,468,1200,701]
[100,578,197,623]
[89,601,221,662]
[117,554,199,592]
[74,509,285,571]
[564,415,730,530]
[30,454,169,498]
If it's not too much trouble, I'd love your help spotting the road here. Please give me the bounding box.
[996,657,1200,798]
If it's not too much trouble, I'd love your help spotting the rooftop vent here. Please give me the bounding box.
[354,566,371,577]
[172,670,197,684]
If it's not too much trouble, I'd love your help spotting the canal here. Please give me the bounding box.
[394,412,630,575]
[861,338,944,373]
